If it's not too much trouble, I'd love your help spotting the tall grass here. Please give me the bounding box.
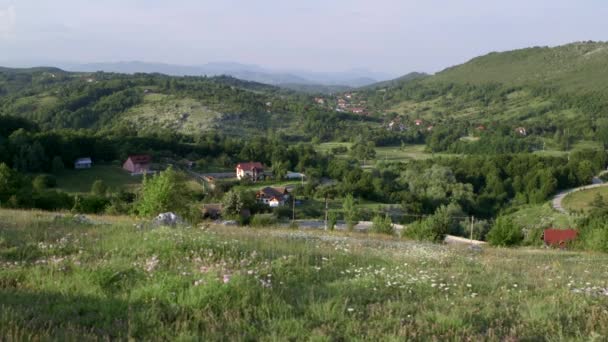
[1,209,608,340]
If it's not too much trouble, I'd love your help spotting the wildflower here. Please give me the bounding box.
[347,308,354,312]
[223,274,231,284]
[466,284,472,288]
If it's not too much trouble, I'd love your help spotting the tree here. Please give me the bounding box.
[91,179,108,196]
[271,160,288,180]
[576,160,595,184]
[327,211,337,231]
[222,190,244,217]
[371,214,394,235]
[343,193,358,231]
[0,163,21,202]
[135,167,186,217]
[51,156,65,174]
[487,216,523,246]
[350,140,376,165]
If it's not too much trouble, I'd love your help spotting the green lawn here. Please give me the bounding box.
[2,208,608,340]
[54,165,142,194]
[562,186,608,212]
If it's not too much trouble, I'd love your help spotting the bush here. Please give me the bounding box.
[371,214,394,235]
[403,205,452,242]
[91,179,108,196]
[583,228,608,252]
[250,214,278,227]
[327,211,337,231]
[32,175,57,191]
[72,195,110,214]
[487,217,523,246]
[404,219,442,242]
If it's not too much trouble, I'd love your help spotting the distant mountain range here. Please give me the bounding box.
[58,61,394,89]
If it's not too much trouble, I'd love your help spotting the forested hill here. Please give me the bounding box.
[362,41,608,149]
[0,67,373,139]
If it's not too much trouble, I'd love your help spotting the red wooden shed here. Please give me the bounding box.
[542,229,578,248]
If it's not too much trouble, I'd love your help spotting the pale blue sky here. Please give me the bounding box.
[0,0,606,75]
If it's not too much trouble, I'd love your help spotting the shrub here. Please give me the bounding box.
[371,214,394,235]
[32,174,57,191]
[487,217,523,246]
[91,179,108,196]
[250,214,278,227]
[343,194,358,231]
[403,205,452,242]
[327,211,337,231]
[72,195,110,214]
[136,167,187,217]
[583,228,608,253]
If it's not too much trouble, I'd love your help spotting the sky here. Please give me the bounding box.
[0,0,606,76]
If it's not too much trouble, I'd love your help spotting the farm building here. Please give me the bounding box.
[236,162,264,181]
[74,157,92,169]
[123,155,152,175]
[542,229,578,248]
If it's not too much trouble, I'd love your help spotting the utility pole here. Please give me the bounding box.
[292,195,296,222]
[470,215,475,243]
[324,196,328,230]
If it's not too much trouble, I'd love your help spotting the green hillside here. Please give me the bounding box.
[433,41,608,93]
[360,41,608,152]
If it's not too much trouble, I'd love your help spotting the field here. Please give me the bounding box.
[54,165,142,194]
[563,186,608,213]
[316,143,458,163]
[2,209,608,340]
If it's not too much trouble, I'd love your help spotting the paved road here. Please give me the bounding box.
[551,180,608,213]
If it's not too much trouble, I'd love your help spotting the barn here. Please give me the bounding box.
[542,229,578,248]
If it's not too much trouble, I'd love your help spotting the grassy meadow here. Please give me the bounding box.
[54,165,142,194]
[316,142,460,164]
[2,209,608,340]
[563,186,608,213]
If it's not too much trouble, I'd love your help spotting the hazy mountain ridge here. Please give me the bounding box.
[60,61,392,88]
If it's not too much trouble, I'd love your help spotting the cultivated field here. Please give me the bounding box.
[1,209,608,340]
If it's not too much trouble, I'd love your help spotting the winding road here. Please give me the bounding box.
[551,175,608,213]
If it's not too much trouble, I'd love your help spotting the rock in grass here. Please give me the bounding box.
[153,212,183,227]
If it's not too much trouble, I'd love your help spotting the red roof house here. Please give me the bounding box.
[236,162,264,181]
[542,229,578,248]
[123,155,152,174]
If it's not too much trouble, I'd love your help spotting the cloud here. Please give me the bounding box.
[0,5,16,38]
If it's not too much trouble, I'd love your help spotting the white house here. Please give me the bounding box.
[256,187,289,207]
[74,157,92,169]
[236,162,264,181]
